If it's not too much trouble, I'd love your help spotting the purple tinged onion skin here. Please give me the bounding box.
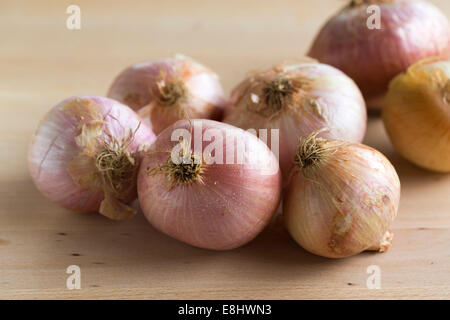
[309,0,450,110]
[284,139,400,259]
[107,55,226,134]
[137,119,282,250]
[223,61,367,185]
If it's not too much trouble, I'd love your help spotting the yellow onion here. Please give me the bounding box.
[309,0,450,111]
[284,131,400,258]
[107,55,226,134]
[383,58,450,172]
[223,61,367,183]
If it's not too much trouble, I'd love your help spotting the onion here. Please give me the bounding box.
[383,58,450,172]
[308,0,450,111]
[284,130,400,258]
[28,96,155,220]
[137,119,282,250]
[223,61,367,183]
[107,55,226,134]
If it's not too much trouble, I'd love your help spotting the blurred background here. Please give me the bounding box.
[1,0,449,111]
[0,0,442,97]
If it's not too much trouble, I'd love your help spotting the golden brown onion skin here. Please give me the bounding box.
[284,141,400,259]
[28,96,155,220]
[223,61,366,184]
[382,59,450,172]
[309,0,450,111]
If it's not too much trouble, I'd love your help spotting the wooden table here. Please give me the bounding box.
[1,0,449,300]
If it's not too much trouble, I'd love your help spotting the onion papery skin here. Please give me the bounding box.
[28,96,155,220]
[284,140,400,259]
[223,62,366,184]
[308,0,450,111]
[382,59,450,172]
[137,119,282,250]
[107,55,226,134]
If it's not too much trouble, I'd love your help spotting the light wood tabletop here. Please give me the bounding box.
[1,0,449,299]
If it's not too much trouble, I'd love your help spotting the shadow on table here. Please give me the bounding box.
[7,118,449,289]
[8,177,335,278]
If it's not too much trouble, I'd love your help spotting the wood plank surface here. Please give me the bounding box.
[0,0,449,299]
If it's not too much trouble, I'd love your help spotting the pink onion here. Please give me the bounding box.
[284,131,401,258]
[309,0,450,111]
[223,61,366,184]
[137,119,282,250]
[107,55,226,134]
[28,96,155,220]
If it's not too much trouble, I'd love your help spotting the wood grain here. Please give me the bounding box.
[1,0,449,300]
